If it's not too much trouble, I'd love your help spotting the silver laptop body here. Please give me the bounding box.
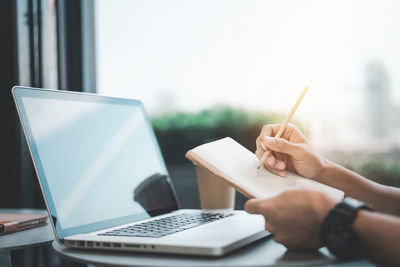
[12,86,269,256]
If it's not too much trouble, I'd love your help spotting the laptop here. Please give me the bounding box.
[12,86,269,256]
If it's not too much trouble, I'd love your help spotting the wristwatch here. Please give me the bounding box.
[320,197,372,258]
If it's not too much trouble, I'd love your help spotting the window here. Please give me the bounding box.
[95,0,400,152]
[95,1,400,195]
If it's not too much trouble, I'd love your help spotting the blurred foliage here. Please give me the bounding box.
[152,106,400,187]
[344,159,400,188]
[152,106,286,164]
[152,106,283,130]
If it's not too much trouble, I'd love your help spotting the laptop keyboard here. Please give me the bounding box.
[98,212,235,238]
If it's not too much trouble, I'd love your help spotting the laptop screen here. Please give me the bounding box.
[13,87,179,239]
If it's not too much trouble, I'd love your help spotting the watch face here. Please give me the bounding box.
[343,197,372,211]
[344,197,364,209]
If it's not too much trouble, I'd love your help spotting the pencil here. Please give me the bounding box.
[257,86,309,170]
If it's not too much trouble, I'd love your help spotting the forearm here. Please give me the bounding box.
[354,210,400,266]
[319,160,400,215]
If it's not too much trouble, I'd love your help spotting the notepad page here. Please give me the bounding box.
[192,137,344,199]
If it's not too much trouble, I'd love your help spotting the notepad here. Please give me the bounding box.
[186,137,344,200]
[0,213,47,235]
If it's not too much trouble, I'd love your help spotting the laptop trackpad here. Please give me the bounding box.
[163,215,266,245]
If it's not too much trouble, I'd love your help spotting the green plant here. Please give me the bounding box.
[152,106,284,130]
[151,106,290,164]
[344,159,400,188]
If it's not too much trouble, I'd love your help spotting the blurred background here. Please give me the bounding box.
[96,0,400,206]
[1,0,400,266]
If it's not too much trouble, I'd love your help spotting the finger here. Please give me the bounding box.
[258,149,276,167]
[263,136,303,158]
[273,234,289,246]
[274,160,286,170]
[255,147,264,159]
[264,165,287,177]
[266,154,276,166]
[266,154,286,170]
[244,199,262,214]
[259,125,279,145]
[256,140,267,153]
[260,150,287,173]
[273,151,286,163]
[260,125,274,140]
[261,124,285,139]
[256,138,266,151]
[265,221,274,232]
[255,141,266,159]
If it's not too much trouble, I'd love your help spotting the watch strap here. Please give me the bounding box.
[320,197,372,258]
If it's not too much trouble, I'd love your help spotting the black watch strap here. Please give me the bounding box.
[320,197,372,258]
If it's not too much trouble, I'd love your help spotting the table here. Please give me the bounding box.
[52,236,373,266]
[0,209,54,267]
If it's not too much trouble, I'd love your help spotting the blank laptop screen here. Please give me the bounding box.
[13,87,178,238]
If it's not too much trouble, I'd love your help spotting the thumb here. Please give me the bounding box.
[264,136,302,158]
[244,198,262,214]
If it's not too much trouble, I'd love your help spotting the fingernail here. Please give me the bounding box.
[265,136,275,144]
[261,143,266,150]
[276,162,285,170]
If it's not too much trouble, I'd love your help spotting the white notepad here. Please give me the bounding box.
[186,137,344,200]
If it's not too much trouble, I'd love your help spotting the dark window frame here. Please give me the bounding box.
[1,0,96,265]
[0,0,19,208]
[3,0,98,210]
[57,0,96,92]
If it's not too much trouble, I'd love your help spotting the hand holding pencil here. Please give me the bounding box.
[256,86,309,174]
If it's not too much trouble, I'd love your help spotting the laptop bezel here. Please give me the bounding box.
[12,86,180,240]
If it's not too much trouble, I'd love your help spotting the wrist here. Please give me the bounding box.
[320,197,373,258]
[315,193,338,224]
[317,159,338,184]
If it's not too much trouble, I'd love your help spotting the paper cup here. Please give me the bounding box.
[195,166,235,210]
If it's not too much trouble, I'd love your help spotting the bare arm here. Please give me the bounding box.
[354,210,400,266]
[320,160,400,216]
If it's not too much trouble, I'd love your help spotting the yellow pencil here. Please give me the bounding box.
[257,86,309,169]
